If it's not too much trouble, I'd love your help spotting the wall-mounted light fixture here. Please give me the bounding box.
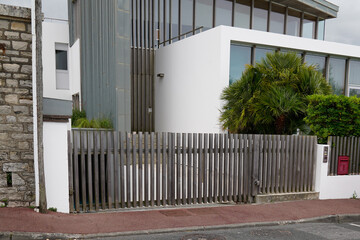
[157,73,165,78]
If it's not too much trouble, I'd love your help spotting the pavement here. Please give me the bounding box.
[0,199,359,239]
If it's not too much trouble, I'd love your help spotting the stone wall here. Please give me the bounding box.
[0,4,34,207]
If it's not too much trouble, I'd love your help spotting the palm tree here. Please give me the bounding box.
[220,51,332,134]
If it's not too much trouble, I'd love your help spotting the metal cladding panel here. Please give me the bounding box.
[79,0,131,131]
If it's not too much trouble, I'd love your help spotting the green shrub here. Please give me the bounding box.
[305,95,360,143]
[73,117,113,129]
[71,109,86,127]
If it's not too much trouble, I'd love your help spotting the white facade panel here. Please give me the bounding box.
[155,26,360,133]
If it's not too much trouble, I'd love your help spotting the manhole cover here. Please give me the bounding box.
[180,233,226,240]
[250,229,292,237]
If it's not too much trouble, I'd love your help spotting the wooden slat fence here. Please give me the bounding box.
[328,136,360,175]
[68,130,317,212]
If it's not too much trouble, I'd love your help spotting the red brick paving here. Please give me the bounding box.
[0,199,359,234]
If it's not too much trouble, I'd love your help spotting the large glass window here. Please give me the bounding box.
[253,1,268,31]
[270,3,285,34]
[165,0,170,45]
[255,47,274,64]
[287,9,300,36]
[234,0,251,29]
[159,0,164,44]
[304,54,326,76]
[195,0,213,31]
[229,44,252,85]
[171,0,179,42]
[349,60,360,85]
[303,14,316,39]
[181,0,193,36]
[329,57,346,95]
[317,19,325,40]
[154,0,158,46]
[55,43,69,90]
[215,0,232,27]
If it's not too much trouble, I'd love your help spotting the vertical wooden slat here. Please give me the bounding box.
[138,132,143,207]
[258,135,263,194]
[296,136,303,192]
[167,133,171,205]
[204,133,208,203]
[80,131,87,211]
[214,134,219,202]
[233,134,238,201]
[335,136,342,175]
[100,131,106,209]
[271,135,276,193]
[193,133,198,204]
[300,136,306,192]
[308,136,315,191]
[349,137,355,174]
[187,133,192,204]
[156,132,161,206]
[252,135,260,197]
[303,136,309,192]
[261,135,267,194]
[243,134,248,202]
[266,135,272,194]
[73,131,80,212]
[182,133,186,205]
[355,137,360,174]
[162,132,167,206]
[107,132,113,209]
[132,133,137,207]
[291,135,298,192]
[150,132,155,206]
[237,135,243,201]
[176,133,181,205]
[113,132,119,209]
[170,133,176,205]
[209,134,214,203]
[93,131,100,211]
[284,135,290,193]
[219,134,224,202]
[228,134,233,201]
[248,135,254,201]
[347,137,352,174]
[86,131,93,211]
[144,132,149,207]
[119,132,125,208]
[198,133,203,204]
[275,135,280,194]
[279,135,285,193]
[68,131,74,212]
[224,134,228,202]
[126,133,131,208]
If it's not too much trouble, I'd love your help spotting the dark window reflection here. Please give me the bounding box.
[253,1,269,31]
[196,0,213,31]
[270,3,285,34]
[234,0,251,29]
[287,9,301,36]
[215,0,232,27]
[229,44,251,85]
[181,0,193,36]
[56,50,68,70]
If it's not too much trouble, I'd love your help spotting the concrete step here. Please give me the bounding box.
[256,192,319,204]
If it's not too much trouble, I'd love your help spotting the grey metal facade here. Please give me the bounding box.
[68,0,131,131]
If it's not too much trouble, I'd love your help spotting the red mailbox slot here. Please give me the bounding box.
[337,156,349,175]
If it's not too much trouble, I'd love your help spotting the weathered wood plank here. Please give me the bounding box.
[68,131,74,213]
[80,131,87,211]
[119,132,125,208]
[156,132,161,206]
[233,134,238,201]
[150,132,155,206]
[144,132,149,207]
[309,136,315,191]
[284,135,290,193]
[252,135,260,197]
[126,133,131,208]
[193,133,198,204]
[198,133,203,204]
[177,133,181,205]
[209,134,214,203]
[93,131,100,211]
[243,134,248,202]
[162,132,167,206]
[132,133,137,207]
[100,131,106,209]
[219,134,224,202]
[248,135,254,202]
[214,134,219,203]
[170,133,176,205]
[275,135,280,194]
[138,132,143,207]
[279,135,285,193]
[182,133,186,205]
[203,134,208,203]
[187,133,192,204]
[266,135,272,194]
[238,134,243,201]
[113,131,119,209]
[73,131,80,212]
[228,134,233,201]
[86,131,93,211]
[107,131,113,209]
[224,134,229,202]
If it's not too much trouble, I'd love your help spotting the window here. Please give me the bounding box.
[302,14,316,39]
[229,44,251,85]
[270,3,285,34]
[317,19,325,40]
[255,47,274,64]
[181,0,193,36]
[171,0,179,42]
[234,0,251,29]
[329,57,346,95]
[215,0,232,27]
[286,9,300,36]
[195,0,213,31]
[348,60,360,97]
[304,54,326,76]
[55,43,69,90]
[253,1,268,31]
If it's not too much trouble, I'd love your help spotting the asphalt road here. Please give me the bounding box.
[94,222,360,240]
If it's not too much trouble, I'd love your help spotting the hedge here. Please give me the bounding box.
[305,95,360,143]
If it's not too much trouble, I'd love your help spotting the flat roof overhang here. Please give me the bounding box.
[272,0,338,19]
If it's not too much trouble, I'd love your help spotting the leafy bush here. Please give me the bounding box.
[71,109,86,127]
[305,95,360,143]
[73,117,113,129]
[220,51,332,134]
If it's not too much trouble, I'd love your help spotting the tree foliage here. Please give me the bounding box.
[220,51,332,134]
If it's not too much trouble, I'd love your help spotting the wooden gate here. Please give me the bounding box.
[68,130,317,212]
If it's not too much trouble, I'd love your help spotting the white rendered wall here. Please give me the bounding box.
[43,121,70,213]
[154,26,360,133]
[42,21,71,101]
[315,144,360,199]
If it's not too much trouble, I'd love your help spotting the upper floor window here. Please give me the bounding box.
[215,0,233,27]
[348,60,360,97]
[303,14,316,39]
[253,1,269,31]
[234,0,251,29]
[55,43,69,90]
[196,0,213,31]
[287,8,301,36]
[270,3,285,34]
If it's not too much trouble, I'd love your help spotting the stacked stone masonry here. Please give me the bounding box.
[0,5,34,207]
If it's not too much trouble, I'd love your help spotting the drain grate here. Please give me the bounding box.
[250,229,292,237]
[180,233,226,240]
